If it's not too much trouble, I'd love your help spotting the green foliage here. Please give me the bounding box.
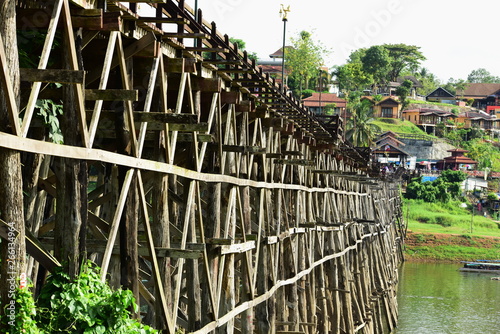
[301,89,315,99]
[361,45,390,86]
[345,98,380,147]
[286,30,329,97]
[36,99,64,144]
[487,192,498,201]
[372,118,428,136]
[461,138,500,170]
[405,171,466,203]
[3,284,45,334]
[333,62,374,92]
[383,44,426,81]
[467,68,500,83]
[34,261,158,334]
[324,103,336,115]
[396,79,413,110]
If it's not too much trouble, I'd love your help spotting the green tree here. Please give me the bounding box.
[413,67,440,95]
[345,98,380,147]
[229,37,257,61]
[286,30,328,97]
[361,45,391,88]
[383,44,426,81]
[396,79,413,110]
[333,62,373,93]
[467,68,500,83]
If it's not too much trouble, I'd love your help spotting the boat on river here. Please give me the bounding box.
[459,261,500,273]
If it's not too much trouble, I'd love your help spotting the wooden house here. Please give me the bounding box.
[436,149,478,170]
[458,83,500,110]
[361,96,401,118]
[402,108,457,134]
[426,87,455,104]
[303,92,346,115]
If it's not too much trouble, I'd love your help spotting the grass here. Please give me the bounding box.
[372,118,428,136]
[403,199,500,261]
[403,199,500,236]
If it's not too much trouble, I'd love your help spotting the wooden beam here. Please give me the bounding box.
[85,89,138,101]
[20,68,85,84]
[0,219,60,272]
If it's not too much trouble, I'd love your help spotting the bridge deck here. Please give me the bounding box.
[0,1,405,333]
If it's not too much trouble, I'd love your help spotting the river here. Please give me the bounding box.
[393,262,500,334]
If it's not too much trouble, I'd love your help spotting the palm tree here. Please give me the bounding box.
[346,99,381,147]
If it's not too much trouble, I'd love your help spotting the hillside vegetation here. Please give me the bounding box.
[372,118,429,136]
[403,199,500,261]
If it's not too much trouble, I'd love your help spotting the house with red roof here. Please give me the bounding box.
[302,92,346,115]
[436,149,478,171]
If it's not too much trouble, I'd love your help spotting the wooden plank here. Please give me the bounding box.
[0,33,21,135]
[166,58,197,73]
[89,31,118,146]
[0,219,61,272]
[100,169,135,280]
[163,32,209,39]
[85,89,138,101]
[184,47,229,53]
[21,0,64,137]
[61,0,89,148]
[136,17,189,24]
[20,68,85,84]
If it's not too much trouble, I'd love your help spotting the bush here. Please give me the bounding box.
[435,215,453,227]
[487,192,498,201]
[32,261,158,334]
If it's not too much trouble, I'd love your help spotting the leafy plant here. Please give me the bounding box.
[3,283,45,334]
[36,99,64,144]
[36,261,158,333]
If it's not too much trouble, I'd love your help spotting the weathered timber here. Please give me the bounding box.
[0,2,405,334]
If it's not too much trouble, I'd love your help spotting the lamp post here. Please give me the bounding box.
[195,0,198,21]
[279,5,290,93]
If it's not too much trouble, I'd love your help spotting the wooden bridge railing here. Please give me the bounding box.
[0,1,405,333]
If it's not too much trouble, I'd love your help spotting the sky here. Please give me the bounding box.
[182,0,500,83]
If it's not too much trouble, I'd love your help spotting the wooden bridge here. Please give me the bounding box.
[0,1,405,333]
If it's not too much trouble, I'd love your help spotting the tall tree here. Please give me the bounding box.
[346,98,380,147]
[0,1,26,331]
[229,37,257,61]
[467,68,500,83]
[396,79,413,110]
[383,44,426,81]
[333,62,373,93]
[361,45,391,88]
[286,30,327,97]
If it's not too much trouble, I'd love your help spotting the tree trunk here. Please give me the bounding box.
[54,28,87,279]
[0,1,26,331]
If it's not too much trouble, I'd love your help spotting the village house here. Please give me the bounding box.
[458,83,500,111]
[302,92,346,115]
[455,111,500,131]
[402,108,457,134]
[361,96,402,118]
[426,87,456,105]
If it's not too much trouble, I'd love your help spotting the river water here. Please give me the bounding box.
[393,262,500,334]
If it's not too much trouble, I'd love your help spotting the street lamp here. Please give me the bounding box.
[194,0,198,21]
[279,4,290,93]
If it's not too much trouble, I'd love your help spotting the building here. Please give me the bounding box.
[402,108,457,134]
[458,83,500,110]
[361,96,401,118]
[426,87,456,104]
[436,149,478,170]
[372,131,411,167]
[455,111,500,131]
[302,92,346,115]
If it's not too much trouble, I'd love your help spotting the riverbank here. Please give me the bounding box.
[404,231,500,261]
